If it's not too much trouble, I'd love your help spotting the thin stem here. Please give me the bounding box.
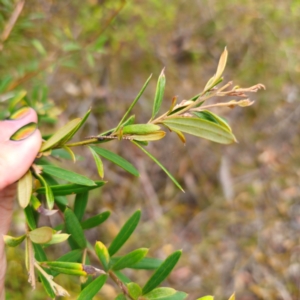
[108,270,134,300]
[151,81,233,124]
[63,138,99,148]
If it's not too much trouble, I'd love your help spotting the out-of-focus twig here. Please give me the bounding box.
[5,0,126,91]
[7,54,56,91]
[0,0,25,51]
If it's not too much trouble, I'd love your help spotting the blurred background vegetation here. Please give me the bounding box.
[1,0,300,299]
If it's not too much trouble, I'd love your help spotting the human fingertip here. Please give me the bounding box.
[10,122,38,141]
[9,106,31,120]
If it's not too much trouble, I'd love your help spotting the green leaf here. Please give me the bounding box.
[112,248,148,271]
[204,47,228,92]
[57,249,83,263]
[62,41,81,51]
[64,208,87,249]
[90,147,139,177]
[39,173,68,207]
[197,296,214,300]
[132,141,184,192]
[33,243,48,261]
[77,275,107,300]
[42,261,88,276]
[150,292,187,300]
[115,74,152,133]
[40,118,82,151]
[52,249,83,277]
[63,109,91,144]
[24,204,37,230]
[152,68,166,119]
[35,173,54,209]
[3,234,26,247]
[0,76,12,93]
[193,110,231,132]
[115,294,127,300]
[129,257,162,270]
[28,227,53,244]
[8,90,27,111]
[31,39,47,56]
[214,47,228,83]
[114,271,131,284]
[88,146,104,178]
[41,164,96,186]
[74,192,89,222]
[63,145,76,162]
[95,241,110,271]
[17,169,32,208]
[81,211,111,230]
[35,180,105,196]
[130,131,166,141]
[45,233,70,245]
[127,282,142,299]
[108,210,141,256]
[122,124,161,135]
[143,288,187,300]
[162,117,236,144]
[142,250,182,295]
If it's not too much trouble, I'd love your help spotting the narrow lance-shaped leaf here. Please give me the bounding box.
[41,164,96,186]
[74,192,89,221]
[41,261,103,277]
[204,47,228,92]
[143,287,187,300]
[3,234,26,247]
[90,146,139,177]
[142,250,182,295]
[40,118,82,151]
[44,233,70,246]
[152,68,166,119]
[35,180,105,196]
[132,141,184,192]
[108,210,141,256]
[60,109,91,145]
[214,46,228,83]
[115,74,152,133]
[35,173,54,210]
[24,204,37,230]
[162,117,236,144]
[17,169,32,208]
[95,241,110,271]
[128,257,162,270]
[168,128,186,144]
[88,146,104,178]
[77,275,107,300]
[130,131,166,142]
[62,145,76,162]
[64,208,87,249]
[122,124,161,135]
[112,248,148,271]
[81,211,111,230]
[31,39,47,56]
[51,249,83,277]
[8,90,27,111]
[31,243,57,297]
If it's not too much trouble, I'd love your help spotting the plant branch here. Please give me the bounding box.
[0,0,25,51]
[108,270,134,300]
